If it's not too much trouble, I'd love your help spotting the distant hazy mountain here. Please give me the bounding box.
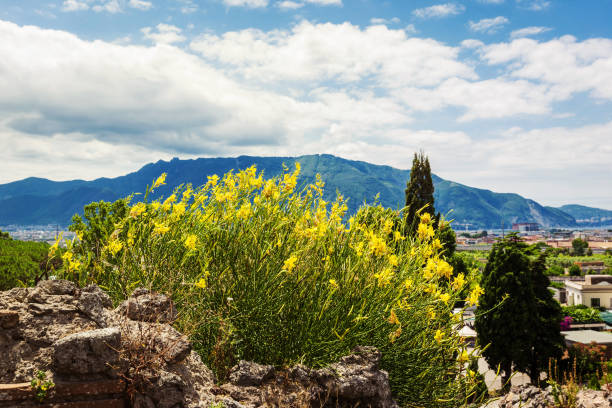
[553,205,612,227]
[0,154,609,229]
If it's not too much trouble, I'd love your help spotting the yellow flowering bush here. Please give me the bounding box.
[58,164,483,407]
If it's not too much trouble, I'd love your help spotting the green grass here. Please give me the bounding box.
[0,235,50,290]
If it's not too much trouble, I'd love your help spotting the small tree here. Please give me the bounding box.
[475,233,563,386]
[569,264,582,276]
[404,152,436,236]
[572,238,588,256]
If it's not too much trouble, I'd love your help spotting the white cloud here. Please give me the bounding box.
[128,0,152,10]
[370,17,400,25]
[482,36,612,100]
[276,1,304,10]
[510,26,551,39]
[62,0,89,11]
[412,3,465,19]
[141,23,186,44]
[1,19,612,208]
[469,16,509,34]
[516,0,550,11]
[223,0,269,8]
[190,21,476,87]
[92,0,122,13]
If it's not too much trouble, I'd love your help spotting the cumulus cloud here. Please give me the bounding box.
[141,23,186,44]
[190,21,476,87]
[92,0,122,13]
[62,0,89,11]
[482,36,612,100]
[516,0,550,11]
[277,1,303,9]
[1,19,612,208]
[469,16,509,34]
[510,26,551,39]
[128,0,152,10]
[370,17,400,25]
[412,3,465,19]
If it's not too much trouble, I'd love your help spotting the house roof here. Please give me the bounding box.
[561,330,612,344]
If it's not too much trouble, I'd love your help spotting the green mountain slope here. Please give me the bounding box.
[553,204,612,227]
[0,154,605,228]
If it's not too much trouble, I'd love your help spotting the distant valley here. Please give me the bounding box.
[1,154,611,229]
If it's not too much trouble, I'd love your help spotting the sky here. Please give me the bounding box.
[1,0,611,209]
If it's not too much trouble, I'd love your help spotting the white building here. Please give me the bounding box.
[565,275,612,308]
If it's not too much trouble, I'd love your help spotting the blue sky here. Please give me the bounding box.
[1,0,611,209]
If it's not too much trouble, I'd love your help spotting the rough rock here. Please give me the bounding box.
[495,384,612,408]
[229,361,275,386]
[1,281,399,408]
[116,289,177,323]
[52,327,121,377]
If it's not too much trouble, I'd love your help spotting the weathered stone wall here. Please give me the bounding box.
[0,280,398,408]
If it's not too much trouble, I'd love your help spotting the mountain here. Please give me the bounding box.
[0,154,609,229]
[552,205,612,227]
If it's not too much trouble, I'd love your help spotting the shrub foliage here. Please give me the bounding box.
[54,164,484,407]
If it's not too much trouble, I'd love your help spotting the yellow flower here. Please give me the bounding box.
[106,239,123,255]
[383,219,393,234]
[424,258,437,279]
[182,188,193,202]
[393,231,405,241]
[184,234,197,250]
[329,279,338,289]
[452,273,466,290]
[368,233,387,257]
[195,278,207,289]
[153,222,170,235]
[130,202,146,218]
[151,202,161,211]
[388,254,399,267]
[427,308,436,320]
[283,255,298,272]
[373,267,394,286]
[439,293,451,304]
[432,238,443,250]
[172,202,186,218]
[458,350,470,363]
[417,223,435,240]
[207,174,219,187]
[262,179,279,199]
[389,327,402,343]
[436,260,453,279]
[162,194,176,211]
[388,309,400,325]
[434,329,444,343]
[389,326,402,343]
[236,203,252,220]
[152,173,167,189]
[420,212,432,224]
[403,278,413,291]
[467,284,484,306]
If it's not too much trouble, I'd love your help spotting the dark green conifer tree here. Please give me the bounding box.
[475,233,563,387]
[404,152,437,236]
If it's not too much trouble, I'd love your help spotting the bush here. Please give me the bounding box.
[569,264,582,276]
[0,238,50,290]
[561,305,603,324]
[546,265,565,276]
[57,165,484,407]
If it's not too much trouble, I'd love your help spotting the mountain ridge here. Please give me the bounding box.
[1,154,610,229]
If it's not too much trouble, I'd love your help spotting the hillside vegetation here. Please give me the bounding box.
[0,231,49,290]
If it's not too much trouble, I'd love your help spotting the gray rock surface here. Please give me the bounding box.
[494,384,612,408]
[116,289,177,323]
[1,281,400,408]
[52,327,121,377]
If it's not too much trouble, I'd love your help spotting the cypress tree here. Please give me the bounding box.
[404,152,436,236]
[474,233,563,387]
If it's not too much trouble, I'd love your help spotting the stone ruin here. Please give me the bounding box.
[0,280,398,408]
